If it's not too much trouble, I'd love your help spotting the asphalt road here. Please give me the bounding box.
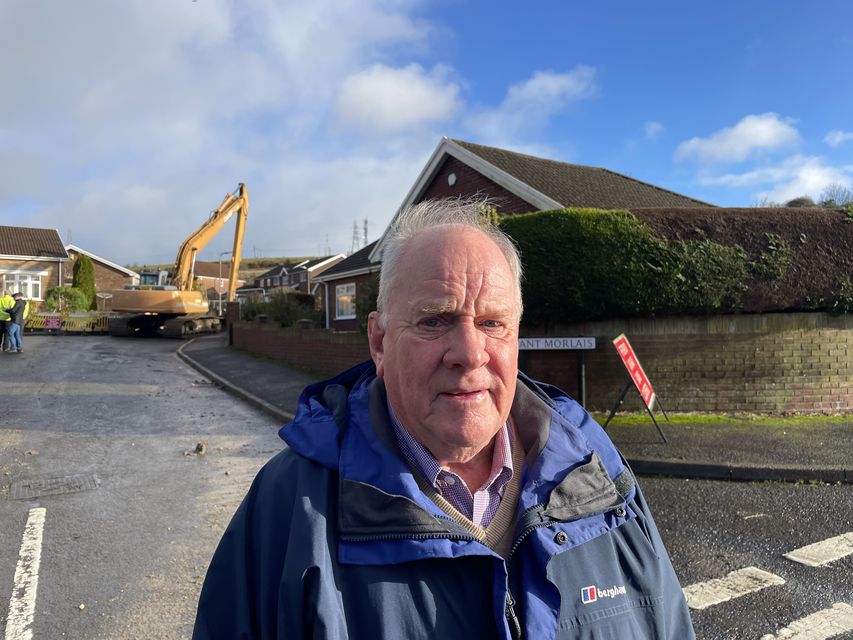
[0,335,283,639]
[1,336,851,639]
[643,477,853,639]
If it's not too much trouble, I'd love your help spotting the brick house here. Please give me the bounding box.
[64,245,140,305]
[0,226,70,304]
[193,261,247,312]
[283,256,346,295]
[318,137,711,331]
[314,241,379,331]
[253,261,302,291]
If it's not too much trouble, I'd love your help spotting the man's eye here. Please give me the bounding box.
[420,318,441,328]
[482,320,502,329]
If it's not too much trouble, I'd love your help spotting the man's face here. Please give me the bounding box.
[368,226,520,465]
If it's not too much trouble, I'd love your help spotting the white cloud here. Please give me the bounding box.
[675,113,800,164]
[824,129,853,147]
[467,67,597,142]
[0,0,443,263]
[701,155,853,203]
[336,64,461,134]
[644,121,665,141]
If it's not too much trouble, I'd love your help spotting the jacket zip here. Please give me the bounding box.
[505,590,522,640]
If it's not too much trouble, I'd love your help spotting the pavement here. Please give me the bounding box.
[177,334,853,484]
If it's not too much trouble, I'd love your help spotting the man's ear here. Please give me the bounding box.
[367,311,385,377]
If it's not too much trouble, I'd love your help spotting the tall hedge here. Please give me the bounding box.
[498,208,757,326]
[72,253,97,310]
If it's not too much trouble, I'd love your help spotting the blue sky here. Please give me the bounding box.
[2,1,851,265]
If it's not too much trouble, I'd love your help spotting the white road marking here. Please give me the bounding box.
[760,602,853,640]
[784,532,853,567]
[682,566,785,610]
[4,508,46,640]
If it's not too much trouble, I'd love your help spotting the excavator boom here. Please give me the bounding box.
[110,183,249,338]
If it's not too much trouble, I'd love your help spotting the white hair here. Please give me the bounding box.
[376,199,523,324]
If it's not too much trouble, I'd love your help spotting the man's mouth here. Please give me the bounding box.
[442,389,487,401]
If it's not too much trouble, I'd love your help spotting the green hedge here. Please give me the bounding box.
[499,208,764,325]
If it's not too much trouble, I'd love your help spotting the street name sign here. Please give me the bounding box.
[518,337,596,350]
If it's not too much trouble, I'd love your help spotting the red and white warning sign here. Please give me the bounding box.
[612,334,656,411]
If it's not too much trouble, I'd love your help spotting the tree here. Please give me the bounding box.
[819,183,853,207]
[72,254,97,310]
[784,195,816,208]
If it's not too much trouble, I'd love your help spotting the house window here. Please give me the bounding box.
[1,271,45,300]
[335,283,356,319]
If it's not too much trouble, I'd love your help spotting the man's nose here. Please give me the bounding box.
[443,321,489,369]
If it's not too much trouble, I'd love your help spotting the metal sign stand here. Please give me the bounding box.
[602,382,669,443]
[604,334,669,443]
[518,337,596,409]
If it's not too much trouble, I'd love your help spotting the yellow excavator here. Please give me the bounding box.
[109,183,249,338]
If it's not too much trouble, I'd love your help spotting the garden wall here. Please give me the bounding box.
[233,312,853,414]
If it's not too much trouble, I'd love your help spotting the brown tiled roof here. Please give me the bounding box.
[452,140,712,209]
[194,261,239,278]
[0,226,68,259]
[316,241,379,279]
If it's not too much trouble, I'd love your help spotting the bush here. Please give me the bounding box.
[356,272,380,335]
[72,254,97,310]
[42,286,90,313]
[241,290,320,326]
[498,208,758,325]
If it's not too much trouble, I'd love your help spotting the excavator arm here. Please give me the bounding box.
[172,183,249,297]
[109,183,249,338]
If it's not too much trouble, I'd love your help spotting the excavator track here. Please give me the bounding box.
[109,314,222,339]
[161,314,222,339]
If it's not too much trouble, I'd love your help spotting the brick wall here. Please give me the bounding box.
[526,313,853,414]
[419,157,535,213]
[0,259,62,301]
[233,321,370,376]
[234,312,853,414]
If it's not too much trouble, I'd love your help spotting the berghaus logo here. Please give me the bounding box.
[581,584,627,604]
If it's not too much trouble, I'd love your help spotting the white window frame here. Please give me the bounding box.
[335,283,357,320]
[1,270,48,301]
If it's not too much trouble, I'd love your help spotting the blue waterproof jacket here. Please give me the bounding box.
[193,361,695,639]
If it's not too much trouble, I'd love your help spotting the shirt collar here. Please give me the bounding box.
[387,400,513,491]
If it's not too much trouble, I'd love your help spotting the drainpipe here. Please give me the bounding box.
[320,281,329,329]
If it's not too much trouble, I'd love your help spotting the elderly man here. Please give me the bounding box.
[194,201,695,639]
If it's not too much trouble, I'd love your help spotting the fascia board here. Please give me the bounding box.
[308,254,346,273]
[314,264,380,282]
[0,255,67,263]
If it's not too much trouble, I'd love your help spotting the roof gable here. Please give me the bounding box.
[256,262,299,279]
[0,226,68,259]
[369,137,713,263]
[65,244,138,277]
[315,241,379,281]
